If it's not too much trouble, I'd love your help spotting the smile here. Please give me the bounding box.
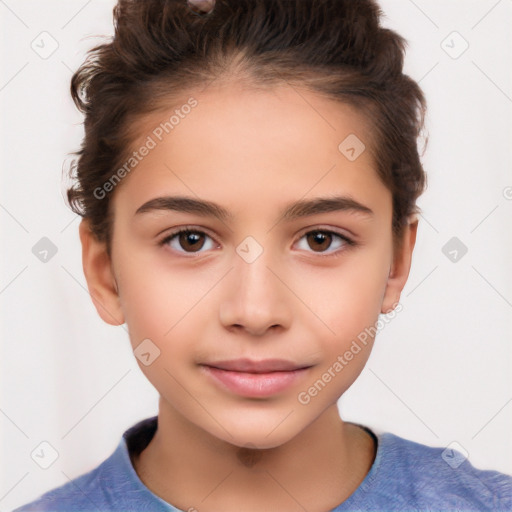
[200,358,312,398]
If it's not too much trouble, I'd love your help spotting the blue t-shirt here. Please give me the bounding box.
[13,415,512,512]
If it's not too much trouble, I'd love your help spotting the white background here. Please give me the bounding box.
[1,0,511,509]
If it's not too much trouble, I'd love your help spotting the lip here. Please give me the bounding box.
[200,358,312,398]
[205,358,308,373]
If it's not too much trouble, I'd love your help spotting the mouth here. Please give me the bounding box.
[200,358,313,398]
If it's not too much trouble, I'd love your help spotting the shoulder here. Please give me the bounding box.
[11,445,129,512]
[12,457,112,511]
[12,416,166,512]
[350,431,512,511]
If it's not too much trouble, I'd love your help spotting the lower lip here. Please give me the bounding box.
[201,366,310,398]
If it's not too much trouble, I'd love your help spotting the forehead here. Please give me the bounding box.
[111,83,388,220]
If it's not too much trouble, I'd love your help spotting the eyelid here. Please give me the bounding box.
[294,224,355,243]
[160,224,218,239]
[300,220,359,237]
[293,225,356,257]
[159,225,221,250]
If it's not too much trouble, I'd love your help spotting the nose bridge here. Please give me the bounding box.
[219,238,291,335]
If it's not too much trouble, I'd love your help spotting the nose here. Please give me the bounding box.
[219,248,292,337]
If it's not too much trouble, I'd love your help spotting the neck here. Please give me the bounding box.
[132,399,376,512]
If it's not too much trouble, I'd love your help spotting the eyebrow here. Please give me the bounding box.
[134,195,374,223]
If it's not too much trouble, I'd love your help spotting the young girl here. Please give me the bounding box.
[14,0,512,510]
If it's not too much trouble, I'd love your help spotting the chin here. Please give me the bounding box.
[226,432,293,451]
[204,414,304,450]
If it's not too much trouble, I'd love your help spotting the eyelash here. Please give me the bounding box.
[158,225,356,257]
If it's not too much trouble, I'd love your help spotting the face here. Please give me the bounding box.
[80,83,416,449]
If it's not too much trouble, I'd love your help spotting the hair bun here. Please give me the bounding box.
[188,0,215,14]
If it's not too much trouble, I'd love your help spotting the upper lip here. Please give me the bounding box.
[203,358,310,373]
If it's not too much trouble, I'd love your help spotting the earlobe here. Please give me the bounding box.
[79,219,125,326]
[381,217,418,314]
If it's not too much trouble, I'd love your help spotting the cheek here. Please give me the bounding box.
[292,245,391,398]
[115,250,218,346]
[297,249,391,341]
[295,265,389,409]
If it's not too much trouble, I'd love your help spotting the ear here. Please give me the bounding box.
[79,219,125,326]
[381,216,418,314]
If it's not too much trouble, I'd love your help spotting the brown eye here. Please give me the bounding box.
[306,231,333,252]
[177,231,205,252]
[296,229,355,256]
[160,229,215,254]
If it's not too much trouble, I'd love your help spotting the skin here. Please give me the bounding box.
[79,82,418,511]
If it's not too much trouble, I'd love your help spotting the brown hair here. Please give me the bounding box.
[66,0,427,258]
